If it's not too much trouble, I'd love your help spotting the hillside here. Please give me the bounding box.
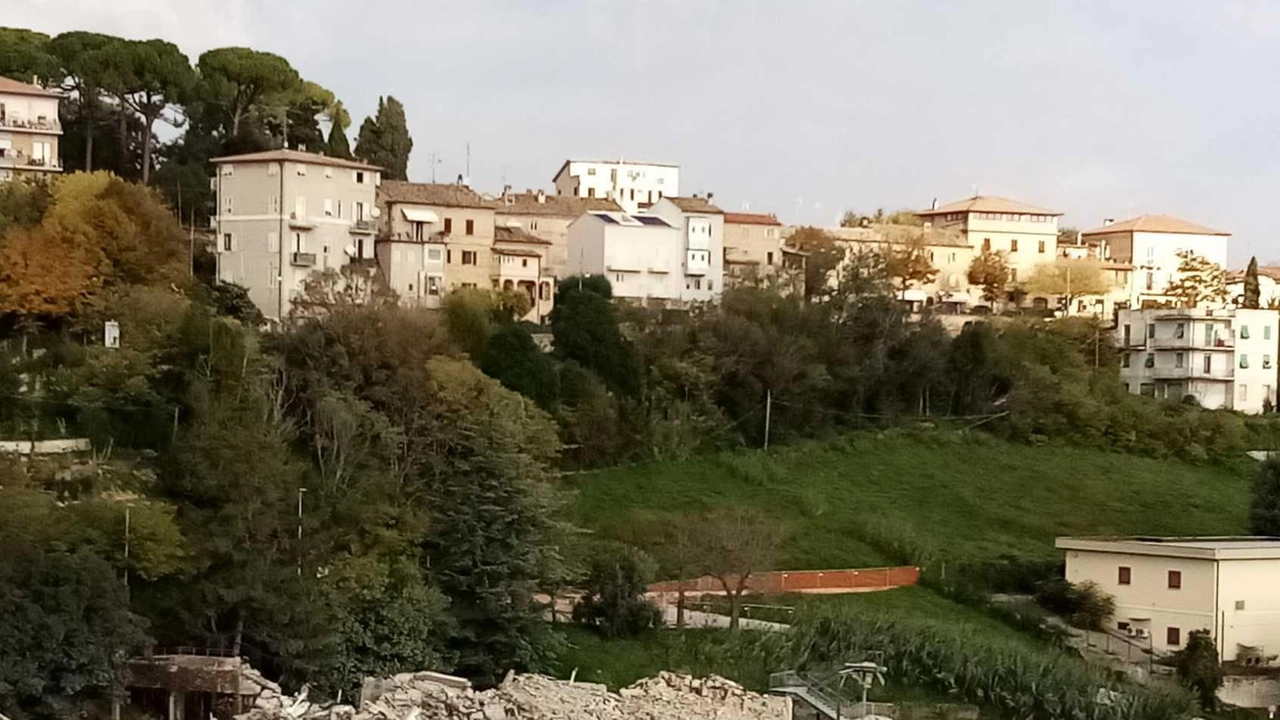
[567,432,1252,569]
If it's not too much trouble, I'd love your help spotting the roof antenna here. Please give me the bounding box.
[971,183,979,197]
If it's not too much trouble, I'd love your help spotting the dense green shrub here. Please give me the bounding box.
[572,543,662,639]
[1035,579,1116,630]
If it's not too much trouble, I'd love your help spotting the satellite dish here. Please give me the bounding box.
[343,244,356,257]
[370,207,381,218]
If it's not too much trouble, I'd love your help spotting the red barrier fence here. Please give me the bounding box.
[648,565,919,596]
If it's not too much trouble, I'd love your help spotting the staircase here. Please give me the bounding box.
[767,672,896,719]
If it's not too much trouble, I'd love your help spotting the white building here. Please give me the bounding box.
[552,159,679,214]
[1058,536,1280,663]
[1227,266,1280,310]
[565,197,723,306]
[211,149,382,322]
[0,76,62,181]
[1116,307,1279,413]
[1081,215,1230,308]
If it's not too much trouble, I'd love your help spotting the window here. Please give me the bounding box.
[1205,323,1215,345]
[1175,352,1184,368]
[355,171,365,184]
[1267,326,1273,340]
[1241,355,1250,369]
[414,222,425,241]
[521,258,528,268]
[694,278,702,290]
[465,219,475,235]
[267,163,278,177]
[614,273,624,284]
[446,250,452,264]
[222,233,233,251]
[427,248,442,261]
[767,251,775,266]
[223,194,233,215]
[268,231,279,252]
[354,201,365,221]
[1010,239,1019,252]
[444,218,453,234]
[1117,621,1131,631]
[1239,384,1249,402]
[1267,385,1274,402]
[1145,272,1154,291]
[1010,268,1018,282]
[1144,353,1154,368]
[270,195,280,214]
[1167,570,1182,590]
[1241,325,1251,339]
[1038,240,1045,253]
[982,238,991,251]
[587,188,596,199]
[1147,324,1156,339]
[587,167,597,175]
[292,232,305,252]
[462,251,476,265]
[1175,322,1185,339]
[1204,354,1212,373]
[1236,600,1246,611]
[1118,566,1131,585]
[428,277,441,296]
[267,261,279,288]
[1123,324,1131,345]
[337,201,343,219]
[1167,627,1181,646]
[324,198,333,217]
[1121,354,1131,368]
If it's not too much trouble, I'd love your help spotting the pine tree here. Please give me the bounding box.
[1249,458,1280,535]
[1244,256,1261,309]
[354,96,413,180]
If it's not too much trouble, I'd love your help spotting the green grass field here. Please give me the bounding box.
[566,431,1252,569]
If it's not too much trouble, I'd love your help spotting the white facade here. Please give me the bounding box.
[566,212,713,305]
[1059,537,1280,664]
[1116,307,1279,414]
[212,149,382,322]
[644,198,725,304]
[1081,216,1231,308]
[552,159,679,214]
[0,78,62,180]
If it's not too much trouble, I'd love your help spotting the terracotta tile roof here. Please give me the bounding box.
[492,246,543,258]
[494,225,551,245]
[211,148,381,171]
[666,196,723,214]
[378,181,495,209]
[915,195,1060,217]
[496,192,622,217]
[1080,214,1230,237]
[0,76,60,98]
[724,212,782,226]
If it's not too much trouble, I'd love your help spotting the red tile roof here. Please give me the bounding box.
[915,195,1060,217]
[1081,214,1229,237]
[211,148,381,171]
[0,76,60,98]
[378,181,494,209]
[724,212,781,226]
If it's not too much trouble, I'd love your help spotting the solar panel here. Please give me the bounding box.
[597,214,619,224]
[634,216,669,226]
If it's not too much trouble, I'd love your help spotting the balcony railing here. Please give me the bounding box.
[288,212,315,229]
[0,148,62,169]
[350,219,375,234]
[290,252,316,267]
[0,116,60,133]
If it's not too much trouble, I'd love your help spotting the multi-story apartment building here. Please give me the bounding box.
[566,210,710,306]
[914,195,1061,287]
[552,159,679,214]
[1081,215,1230,308]
[1058,536,1280,662]
[377,181,554,321]
[211,149,381,322]
[645,197,725,303]
[495,189,621,279]
[1116,307,1279,413]
[0,76,62,181]
[723,212,805,292]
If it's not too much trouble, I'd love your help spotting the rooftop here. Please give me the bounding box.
[665,196,724,215]
[494,225,551,245]
[496,192,622,217]
[817,225,971,248]
[1057,536,1280,560]
[586,211,674,228]
[724,212,782,227]
[210,148,381,171]
[553,158,679,180]
[915,195,1061,217]
[0,76,60,98]
[379,181,494,209]
[1081,214,1230,237]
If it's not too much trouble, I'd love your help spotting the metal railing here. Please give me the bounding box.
[768,671,897,719]
[0,116,60,132]
[0,149,61,169]
[290,252,316,267]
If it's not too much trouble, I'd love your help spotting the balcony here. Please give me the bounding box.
[348,257,376,270]
[1148,336,1234,351]
[290,252,316,267]
[288,212,315,229]
[1145,365,1233,382]
[0,116,61,134]
[0,148,62,171]
[349,219,376,235]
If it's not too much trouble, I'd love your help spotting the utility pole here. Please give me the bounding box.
[296,487,307,576]
[123,505,131,595]
[763,389,773,451]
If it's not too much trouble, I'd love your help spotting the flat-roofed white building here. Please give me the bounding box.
[1058,536,1280,662]
[1081,215,1231,308]
[552,159,679,214]
[566,209,719,306]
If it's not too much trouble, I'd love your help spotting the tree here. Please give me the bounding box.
[49,32,117,171]
[1024,259,1113,313]
[1248,458,1280,535]
[650,519,705,629]
[967,250,1010,306]
[885,238,937,299]
[786,226,845,300]
[702,507,784,629]
[1166,250,1227,308]
[0,222,102,328]
[196,47,301,142]
[326,100,354,159]
[481,323,560,411]
[1243,256,1261,309]
[571,542,661,639]
[1174,629,1223,712]
[355,96,413,180]
[0,27,59,84]
[550,277,642,398]
[107,39,194,184]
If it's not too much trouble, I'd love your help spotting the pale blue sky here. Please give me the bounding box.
[10,0,1280,265]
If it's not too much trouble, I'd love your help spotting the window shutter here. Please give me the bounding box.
[268,232,279,252]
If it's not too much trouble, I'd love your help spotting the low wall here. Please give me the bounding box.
[0,438,92,455]
[1219,674,1280,709]
[648,566,919,596]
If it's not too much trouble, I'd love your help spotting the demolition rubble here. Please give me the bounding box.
[239,670,789,720]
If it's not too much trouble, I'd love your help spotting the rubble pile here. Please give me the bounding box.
[239,669,788,720]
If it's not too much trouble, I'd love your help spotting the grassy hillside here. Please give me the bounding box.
[567,431,1251,569]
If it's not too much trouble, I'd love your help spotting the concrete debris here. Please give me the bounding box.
[239,669,788,720]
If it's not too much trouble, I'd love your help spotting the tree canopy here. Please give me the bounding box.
[355,96,413,180]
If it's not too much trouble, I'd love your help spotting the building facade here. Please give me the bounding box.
[1081,215,1230,308]
[495,189,621,279]
[552,159,679,214]
[645,197,725,304]
[914,196,1060,287]
[723,212,805,292]
[0,76,62,181]
[566,211,699,305]
[377,181,554,321]
[1058,536,1280,662]
[1116,307,1279,413]
[804,225,975,309]
[211,149,381,322]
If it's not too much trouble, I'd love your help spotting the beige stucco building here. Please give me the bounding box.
[0,76,62,181]
[797,225,975,308]
[377,181,554,321]
[723,212,805,293]
[1058,536,1280,662]
[495,190,621,279]
[915,195,1061,287]
[211,149,381,322]
[1080,215,1231,308]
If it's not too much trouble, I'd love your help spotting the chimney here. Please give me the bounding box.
[1103,218,1115,226]
[536,189,546,204]
[502,184,511,198]
[930,198,939,210]
[707,192,715,204]
[456,174,464,185]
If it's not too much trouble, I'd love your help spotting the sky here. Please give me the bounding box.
[8,0,1280,266]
